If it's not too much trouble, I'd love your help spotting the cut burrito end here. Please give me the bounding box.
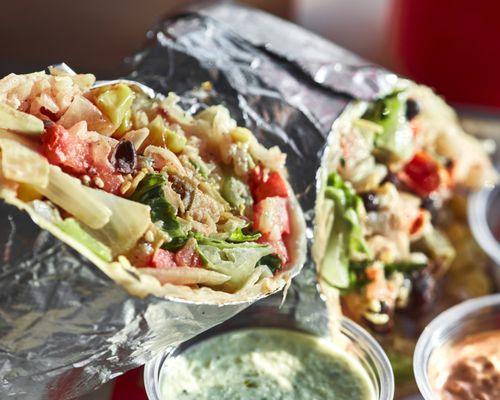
[313,81,497,332]
[0,69,306,304]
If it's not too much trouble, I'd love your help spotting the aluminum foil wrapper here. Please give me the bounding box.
[0,3,397,398]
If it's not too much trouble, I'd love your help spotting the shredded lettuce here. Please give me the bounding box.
[130,173,184,238]
[321,173,371,288]
[197,242,273,291]
[362,93,414,160]
[196,235,265,249]
[55,218,112,262]
[228,226,261,242]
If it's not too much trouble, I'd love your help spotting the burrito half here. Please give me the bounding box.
[0,69,306,304]
[313,81,496,331]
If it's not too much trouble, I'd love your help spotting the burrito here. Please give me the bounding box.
[313,81,496,332]
[0,69,306,304]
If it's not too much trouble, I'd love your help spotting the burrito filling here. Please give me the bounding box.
[317,86,496,332]
[0,70,295,294]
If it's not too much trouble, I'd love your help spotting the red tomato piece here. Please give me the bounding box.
[175,243,202,268]
[42,122,124,194]
[249,166,288,203]
[42,122,91,174]
[253,196,290,242]
[89,141,124,194]
[400,151,442,197]
[151,249,178,268]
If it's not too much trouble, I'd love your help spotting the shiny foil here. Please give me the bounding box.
[0,3,397,398]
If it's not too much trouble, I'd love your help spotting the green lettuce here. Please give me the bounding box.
[55,218,112,262]
[130,173,184,238]
[321,173,371,288]
[362,92,414,160]
[228,226,261,242]
[197,241,273,291]
[257,254,282,273]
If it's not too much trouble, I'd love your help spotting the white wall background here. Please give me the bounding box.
[295,0,393,66]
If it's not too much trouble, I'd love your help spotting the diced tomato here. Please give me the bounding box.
[175,242,202,268]
[42,122,124,194]
[259,237,289,264]
[42,122,91,174]
[89,141,124,194]
[151,249,178,268]
[249,166,288,203]
[399,151,447,197]
[253,196,290,242]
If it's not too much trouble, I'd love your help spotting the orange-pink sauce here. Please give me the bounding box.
[428,330,500,400]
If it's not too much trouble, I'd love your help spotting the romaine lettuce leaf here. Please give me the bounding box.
[321,173,371,288]
[362,93,414,160]
[197,242,273,291]
[228,226,261,242]
[130,173,184,238]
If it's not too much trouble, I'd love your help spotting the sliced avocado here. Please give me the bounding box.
[0,103,44,135]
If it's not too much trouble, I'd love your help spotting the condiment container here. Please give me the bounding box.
[144,303,394,400]
[468,184,500,274]
[414,293,500,399]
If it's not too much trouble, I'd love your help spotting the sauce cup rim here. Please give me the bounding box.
[413,293,500,400]
[143,313,394,400]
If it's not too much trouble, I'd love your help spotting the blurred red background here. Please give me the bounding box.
[391,0,500,111]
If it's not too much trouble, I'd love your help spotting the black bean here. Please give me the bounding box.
[382,171,401,187]
[112,140,137,174]
[361,191,379,212]
[405,98,420,121]
[406,268,436,314]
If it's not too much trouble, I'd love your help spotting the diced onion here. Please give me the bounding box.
[58,95,110,133]
[0,130,49,188]
[144,145,186,175]
[84,187,151,255]
[122,128,149,150]
[138,267,230,286]
[35,165,111,229]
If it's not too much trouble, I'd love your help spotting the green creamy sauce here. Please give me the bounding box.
[159,328,376,400]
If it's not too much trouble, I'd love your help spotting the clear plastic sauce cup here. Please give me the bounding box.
[414,294,500,399]
[144,304,394,400]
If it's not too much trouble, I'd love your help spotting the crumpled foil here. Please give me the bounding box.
[0,3,397,399]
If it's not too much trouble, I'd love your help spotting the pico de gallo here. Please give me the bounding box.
[0,69,297,294]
